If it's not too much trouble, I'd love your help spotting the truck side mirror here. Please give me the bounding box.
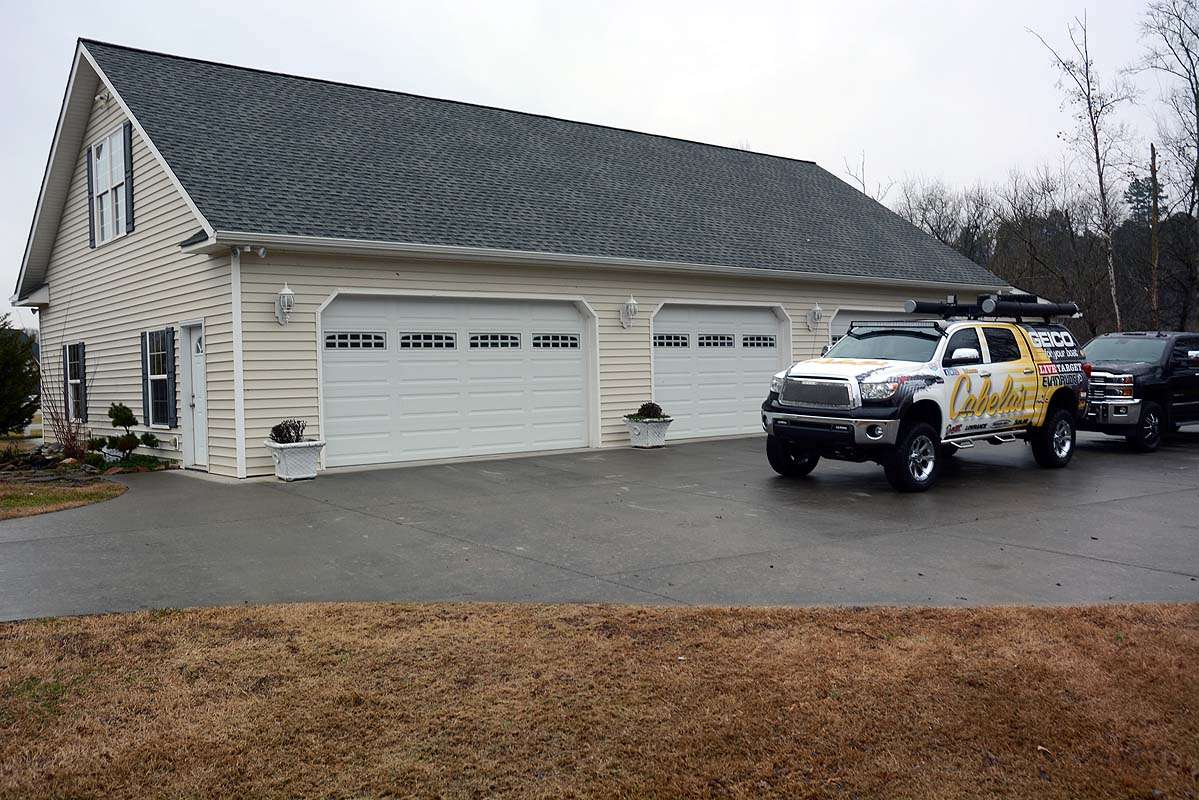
[945,347,981,366]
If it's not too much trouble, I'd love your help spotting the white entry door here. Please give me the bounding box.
[652,305,786,439]
[321,295,590,468]
[184,324,208,467]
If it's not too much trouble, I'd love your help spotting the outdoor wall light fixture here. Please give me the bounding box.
[620,296,638,329]
[275,283,295,326]
[806,303,824,331]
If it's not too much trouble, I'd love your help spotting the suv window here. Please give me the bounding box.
[1172,337,1199,369]
[943,328,982,366]
[983,328,1022,363]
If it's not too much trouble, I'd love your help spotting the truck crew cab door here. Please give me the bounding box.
[980,325,1038,431]
[1168,336,1199,422]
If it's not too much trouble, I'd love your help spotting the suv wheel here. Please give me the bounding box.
[1127,401,1164,453]
[883,422,941,492]
[766,435,820,478]
[1031,407,1076,468]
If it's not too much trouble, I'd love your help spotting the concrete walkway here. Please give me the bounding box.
[2,433,1197,620]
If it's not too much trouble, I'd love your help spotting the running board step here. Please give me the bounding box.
[947,440,975,449]
[987,434,1017,444]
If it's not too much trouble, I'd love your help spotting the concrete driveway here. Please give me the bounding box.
[2,433,1197,620]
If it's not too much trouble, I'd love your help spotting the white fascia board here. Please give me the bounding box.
[79,43,215,240]
[13,48,91,303]
[185,230,1008,293]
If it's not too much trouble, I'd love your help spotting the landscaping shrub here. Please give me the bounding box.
[106,403,140,460]
[269,419,307,444]
[87,437,107,452]
[139,432,159,449]
[83,452,106,469]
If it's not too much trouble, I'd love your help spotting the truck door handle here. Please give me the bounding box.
[1022,368,1035,375]
[979,371,991,378]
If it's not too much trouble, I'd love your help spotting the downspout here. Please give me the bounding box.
[231,246,247,478]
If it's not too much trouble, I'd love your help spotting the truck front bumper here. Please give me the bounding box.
[762,410,901,446]
[1082,399,1142,430]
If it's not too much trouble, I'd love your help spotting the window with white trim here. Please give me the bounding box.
[698,334,735,348]
[66,343,85,421]
[469,333,521,349]
[532,333,580,349]
[145,329,171,426]
[90,127,126,245]
[742,334,776,348]
[653,333,689,348]
[398,332,456,349]
[324,331,386,349]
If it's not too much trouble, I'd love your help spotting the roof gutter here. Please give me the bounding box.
[183,230,1009,293]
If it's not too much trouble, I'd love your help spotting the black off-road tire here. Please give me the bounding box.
[1126,401,1164,453]
[883,422,942,492]
[766,435,820,478]
[1031,407,1076,468]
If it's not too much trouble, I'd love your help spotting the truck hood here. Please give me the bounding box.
[1087,360,1158,378]
[784,358,932,382]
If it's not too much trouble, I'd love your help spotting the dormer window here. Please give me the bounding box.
[87,123,133,246]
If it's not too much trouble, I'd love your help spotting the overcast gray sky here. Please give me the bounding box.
[2,0,1156,328]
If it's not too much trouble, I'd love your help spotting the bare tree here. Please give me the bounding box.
[1031,14,1137,331]
[894,177,996,265]
[843,151,894,203]
[1141,0,1199,216]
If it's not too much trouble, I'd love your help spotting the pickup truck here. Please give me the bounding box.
[760,296,1088,491]
[1080,331,1199,451]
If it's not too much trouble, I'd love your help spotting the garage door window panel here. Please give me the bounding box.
[398,332,456,349]
[532,333,580,349]
[325,331,387,350]
[470,333,521,348]
[698,334,735,348]
[654,333,689,348]
[742,335,776,348]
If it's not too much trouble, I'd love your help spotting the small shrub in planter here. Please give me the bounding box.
[139,432,160,449]
[624,401,673,448]
[264,418,325,481]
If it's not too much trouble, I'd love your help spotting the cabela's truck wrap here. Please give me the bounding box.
[761,295,1087,491]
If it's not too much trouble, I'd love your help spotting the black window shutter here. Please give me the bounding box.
[62,344,71,419]
[164,328,178,428]
[78,343,88,423]
[140,332,150,425]
[123,121,134,233]
[85,148,96,248]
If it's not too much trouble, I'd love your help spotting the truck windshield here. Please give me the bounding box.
[1084,337,1167,364]
[825,329,940,362]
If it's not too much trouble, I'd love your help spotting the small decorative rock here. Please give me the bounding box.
[104,467,125,476]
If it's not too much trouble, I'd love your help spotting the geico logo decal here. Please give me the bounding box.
[1026,328,1077,350]
[950,374,1029,419]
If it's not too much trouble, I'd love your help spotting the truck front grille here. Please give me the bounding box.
[780,378,852,408]
[1087,372,1133,402]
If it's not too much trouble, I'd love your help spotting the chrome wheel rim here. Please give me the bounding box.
[1142,411,1161,445]
[1052,418,1073,458]
[908,435,936,482]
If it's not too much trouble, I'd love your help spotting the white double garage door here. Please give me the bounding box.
[320,296,788,468]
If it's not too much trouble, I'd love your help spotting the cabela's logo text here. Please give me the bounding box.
[950,374,1029,419]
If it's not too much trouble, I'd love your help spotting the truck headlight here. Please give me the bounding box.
[770,375,785,394]
[860,380,903,401]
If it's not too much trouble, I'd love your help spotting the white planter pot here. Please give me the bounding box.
[264,439,326,481]
[624,418,673,448]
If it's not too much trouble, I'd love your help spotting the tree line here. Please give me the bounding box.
[887,1,1199,336]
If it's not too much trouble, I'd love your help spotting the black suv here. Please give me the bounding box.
[1081,331,1199,451]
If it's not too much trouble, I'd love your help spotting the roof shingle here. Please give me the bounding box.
[84,40,1003,286]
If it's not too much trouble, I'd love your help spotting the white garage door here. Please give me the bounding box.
[321,296,588,467]
[652,305,785,439]
[829,308,928,344]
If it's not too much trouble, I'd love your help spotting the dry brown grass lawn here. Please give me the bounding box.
[1,603,1196,799]
[0,480,126,520]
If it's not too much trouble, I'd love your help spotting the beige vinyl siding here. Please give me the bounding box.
[238,252,963,477]
[37,93,237,476]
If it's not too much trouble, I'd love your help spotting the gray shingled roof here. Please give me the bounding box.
[84,40,1003,286]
